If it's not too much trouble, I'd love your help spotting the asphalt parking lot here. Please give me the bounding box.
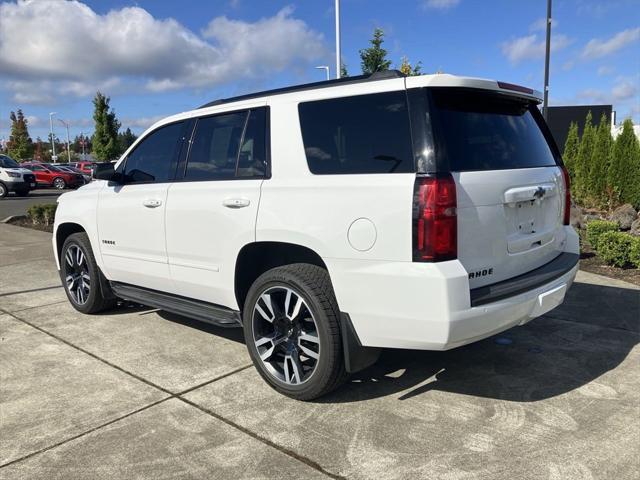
[0,223,638,480]
[0,189,62,219]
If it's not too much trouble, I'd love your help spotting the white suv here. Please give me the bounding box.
[53,71,579,400]
[0,154,37,198]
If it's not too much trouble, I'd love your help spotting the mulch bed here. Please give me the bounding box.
[578,238,640,286]
[5,216,54,233]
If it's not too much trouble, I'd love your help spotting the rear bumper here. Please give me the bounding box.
[326,226,580,350]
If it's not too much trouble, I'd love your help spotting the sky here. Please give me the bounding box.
[0,0,638,142]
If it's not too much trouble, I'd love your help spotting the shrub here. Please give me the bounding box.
[630,237,640,269]
[26,203,57,226]
[26,204,44,225]
[597,231,635,267]
[586,220,618,250]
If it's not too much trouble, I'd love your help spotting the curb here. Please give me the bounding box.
[1,215,26,223]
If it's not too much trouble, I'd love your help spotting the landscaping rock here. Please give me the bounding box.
[630,218,640,237]
[570,205,585,229]
[609,204,637,230]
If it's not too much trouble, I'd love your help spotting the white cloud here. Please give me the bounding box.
[612,80,638,101]
[0,1,327,103]
[529,17,558,32]
[501,34,572,64]
[423,0,460,10]
[597,65,615,76]
[581,27,640,60]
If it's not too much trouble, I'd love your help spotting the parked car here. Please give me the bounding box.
[22,162,84,189]
[68,161,96,176]
[54,165,91,184]
[53,71,579,400]
[0,154,37,198]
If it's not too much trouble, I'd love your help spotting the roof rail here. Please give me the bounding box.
[198,70,406,109]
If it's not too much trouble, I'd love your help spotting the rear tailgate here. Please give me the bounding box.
[428,87,568,289]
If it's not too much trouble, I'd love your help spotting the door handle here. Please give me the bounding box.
[142,198,162,208]
[222,198,250,209]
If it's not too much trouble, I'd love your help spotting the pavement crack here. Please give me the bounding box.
[177,397,346,480]
[0,285,62,298]
[0,398,172,469]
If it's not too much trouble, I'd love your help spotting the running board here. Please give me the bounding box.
[110,282,241,328]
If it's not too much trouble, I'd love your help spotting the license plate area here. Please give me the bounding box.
[505,199,556,254]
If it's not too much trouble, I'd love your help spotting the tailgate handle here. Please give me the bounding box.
[504,184,556,205]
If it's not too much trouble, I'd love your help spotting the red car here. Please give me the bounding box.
[22,162,85,190]
[69,161,96,175]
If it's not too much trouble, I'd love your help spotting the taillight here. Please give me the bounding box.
[560,165,571,226]
[412,174,457,262]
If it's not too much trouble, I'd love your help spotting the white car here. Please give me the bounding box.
[0,154,37,198]
[53,71,579,400]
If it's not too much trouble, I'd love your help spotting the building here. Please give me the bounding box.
[546,105,613,153]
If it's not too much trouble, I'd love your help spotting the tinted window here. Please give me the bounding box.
[237,108,267,178]
[0,155,20,168]
[430,88,558,171]
[185,112,247,181]
[298,91,414,174]
[124,121,185,183]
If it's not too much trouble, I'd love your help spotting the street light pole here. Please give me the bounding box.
[58,119,71,163]
[543,0,552,120]
[335,0,341,79]
[315,65,330,80]
[49,112,57,159]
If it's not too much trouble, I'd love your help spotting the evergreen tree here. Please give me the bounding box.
[563,121,579,184]
[399,56,422,76]
[7,109,33,160]
[91,91,121,161]
[340,62,349,78]
[117,127,138,154]
[360,28,392,74]
[609,119,640,208]
[574,111,595,203]
[589,113,613,207]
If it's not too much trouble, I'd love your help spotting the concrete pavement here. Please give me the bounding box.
[0,223,638,479]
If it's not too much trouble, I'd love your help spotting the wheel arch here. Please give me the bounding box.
[55,222,87,265]
[234,241,328,313]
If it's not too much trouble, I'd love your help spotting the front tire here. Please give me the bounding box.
[0,183,7,198]
[60,232,116,314]
[243,264,347,400]
[53,177,66,190]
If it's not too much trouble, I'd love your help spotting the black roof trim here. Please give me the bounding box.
[198,70,406,109]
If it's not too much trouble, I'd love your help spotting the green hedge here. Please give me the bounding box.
[630,237,640,269]
[27,203,57,226]
[586,220,618,249]
[597,231,635,267]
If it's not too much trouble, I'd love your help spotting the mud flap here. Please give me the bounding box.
[340,312,381,373]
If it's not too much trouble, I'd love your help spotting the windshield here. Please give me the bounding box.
[429,88,559,171]
[0,155,20,168]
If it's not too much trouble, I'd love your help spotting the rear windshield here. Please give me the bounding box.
[430,88,558,172]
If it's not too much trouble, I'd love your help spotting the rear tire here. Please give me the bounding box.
[243,263,348,400]
[60,232,116,314]
[53,177,66,190]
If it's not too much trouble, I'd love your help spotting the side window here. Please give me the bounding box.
[185,112,247,181]
[237,108,267,178]
[123,121,185,184]
[30,165,44,171]
[298,91,414,174]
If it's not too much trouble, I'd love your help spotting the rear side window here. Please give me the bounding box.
[185,108,267,181]
[298,91,414,174]
[430,88,558,172]
[124,121,186,183]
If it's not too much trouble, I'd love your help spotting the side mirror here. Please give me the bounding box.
[93,162,122,183]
